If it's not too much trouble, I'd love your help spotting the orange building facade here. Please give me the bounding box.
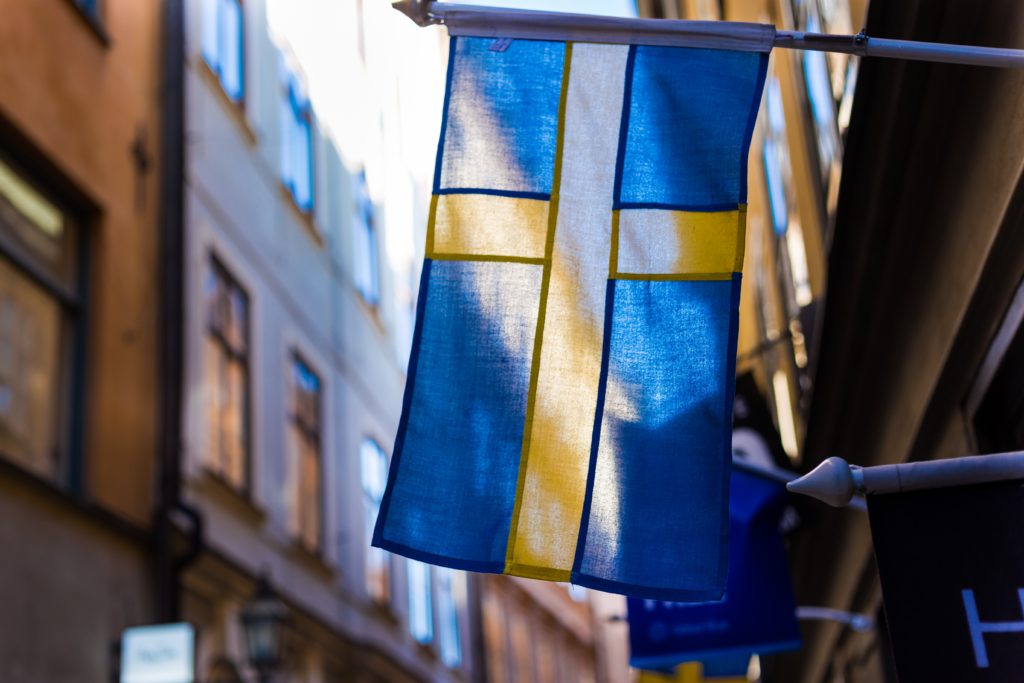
[0,1,165,681]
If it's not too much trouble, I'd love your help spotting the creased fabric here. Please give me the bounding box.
[373,34,768,601]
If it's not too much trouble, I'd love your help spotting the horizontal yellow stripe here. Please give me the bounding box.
[430,193,549,260]
[615,206,746,276]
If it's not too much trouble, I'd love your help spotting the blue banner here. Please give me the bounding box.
[628,467,801,669]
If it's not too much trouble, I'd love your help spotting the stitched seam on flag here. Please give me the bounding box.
[429,253,547,266]
[615,201,740,212]
[569,278,616,581]
[631,640,803,671]
[503,563,571,582]
[431,36,457,195]
[615,272,735,281]
[504,41,573,574]
[609,209,620,277]
[435,187,551,201]
[611,45,637,209]
[734,204,748,272]
[376,537,506,575]
[425,194,438,256]
[570,572,725,603]
[371,259,433,550]
[716,273,745,589]
[739,53,770,203]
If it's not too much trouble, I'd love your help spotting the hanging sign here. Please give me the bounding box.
[868,479,1024,682]
[120,622,195,683]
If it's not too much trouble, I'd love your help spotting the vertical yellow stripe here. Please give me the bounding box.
[505,43,630,578]
[504,43,573,575]
[425,193,439,257]
[609,209,621,277]
[734,203,748,272]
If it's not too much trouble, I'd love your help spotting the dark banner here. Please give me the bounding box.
[868,479,1024,682]
[628,468,801,669]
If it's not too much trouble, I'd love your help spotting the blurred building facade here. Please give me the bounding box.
[176,0,485,680]
[479,577,630,683]
[642,1,1024,683]
[777,1,1024,681]
[636,0,867,679]
[642,0,867,472]
[0,1,165,681]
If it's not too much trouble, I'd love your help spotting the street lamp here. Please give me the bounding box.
[240,574,289,683]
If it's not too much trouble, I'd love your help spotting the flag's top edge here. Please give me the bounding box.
[434,4,775,53]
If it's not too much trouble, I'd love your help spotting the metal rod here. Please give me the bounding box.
[796,606,875,632]
[392,0,1024,68]
[787,451,1024,508]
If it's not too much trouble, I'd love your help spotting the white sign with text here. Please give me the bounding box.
[121,623,195,683]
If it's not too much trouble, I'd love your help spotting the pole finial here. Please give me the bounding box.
[786,456,856,507]
[391,0,436,27]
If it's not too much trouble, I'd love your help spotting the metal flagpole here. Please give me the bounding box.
[796,606,875,632]
[786,451,1024,508]
[392,0,1024,69]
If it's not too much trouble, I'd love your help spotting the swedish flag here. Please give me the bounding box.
[373,35,768,601]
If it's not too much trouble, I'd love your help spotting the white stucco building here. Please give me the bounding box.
[178,0,473,680]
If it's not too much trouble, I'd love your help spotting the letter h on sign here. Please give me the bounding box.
[961,588,1024,668]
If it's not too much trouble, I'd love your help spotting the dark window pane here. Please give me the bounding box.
[0,155,77,484]
[289,354,321,552]
[204,258,249,490]
[974,313,1024,453]
[0,257,62,477]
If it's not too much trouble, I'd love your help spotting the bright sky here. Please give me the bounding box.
[449,0,638,17]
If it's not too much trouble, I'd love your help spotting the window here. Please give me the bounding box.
[972,281,1024,453]
[436,567,463,668]
[287,354,322,553]
[203,257,249,490]
[802,12,841,183]
[353,170,379,306]
[0,155,80,483]
[482,589,508,683]
[508,609,534,682]
[762,78,791,236]
[360,438,390,603]
[407,559,434,644]
[281,65,314,214]
[201,0,244,103]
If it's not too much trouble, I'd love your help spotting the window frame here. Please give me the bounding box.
[407,559,435,645]
[287,351,323,554]
[0,150,86,490]
[436,567,463,668]
[353,170,380,306]
[202,0,247,106]
[203,254,252,495]
[280,68,316,216]
[967,278,1024,453]
[360,437,391,604]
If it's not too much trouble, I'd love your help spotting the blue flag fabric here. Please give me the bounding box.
[373,34,769,601]
[628,468,801,668]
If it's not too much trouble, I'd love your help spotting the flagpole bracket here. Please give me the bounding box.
[391,0,438,27]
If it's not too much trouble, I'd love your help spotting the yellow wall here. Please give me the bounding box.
[0,0,163,525]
